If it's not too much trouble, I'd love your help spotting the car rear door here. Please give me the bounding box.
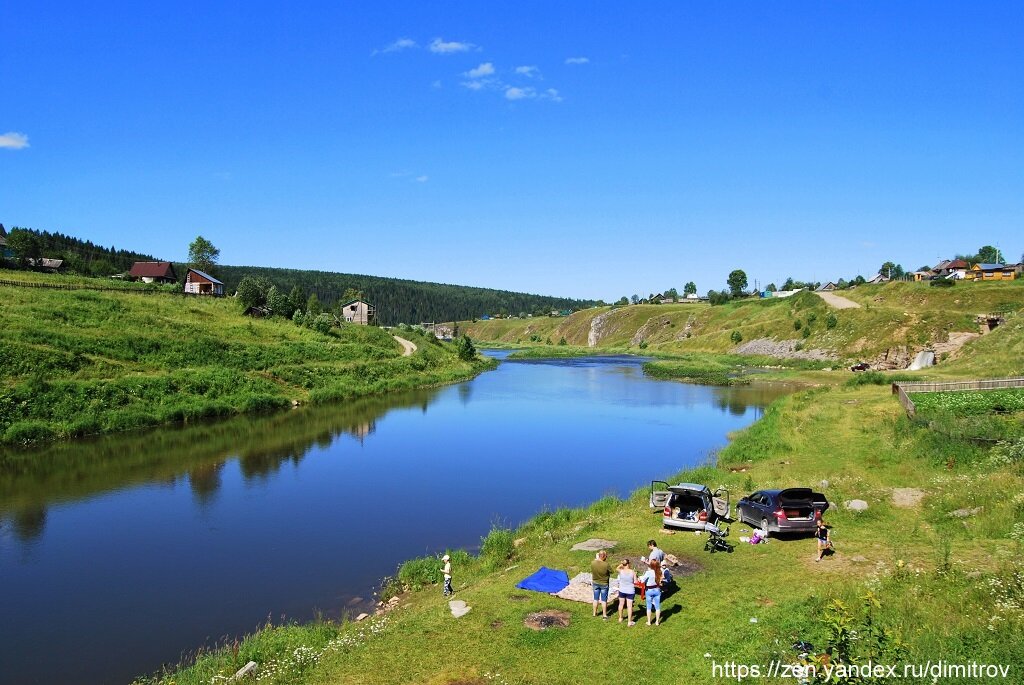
[650,481,671,510]
[711,487,730,520]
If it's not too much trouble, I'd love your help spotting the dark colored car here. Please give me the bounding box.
[735,488,829,536]
[850,362,870,372]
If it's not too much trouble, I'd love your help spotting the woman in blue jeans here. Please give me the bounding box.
[638,558,663,626]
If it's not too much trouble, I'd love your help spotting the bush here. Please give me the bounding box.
[730,330,743,344]
[3,420,57,445]
[826,312,838,329]
[794,319,803,330]
[638,340,648,349]
[455,335,477,361]
[480,526,516,566]
[292,309,306,326]
[310,313,333,335]
[558,337,567,346]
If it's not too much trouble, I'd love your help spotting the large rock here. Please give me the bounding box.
[844,499,869,512]
[570,538,618,552]
[449,600,472,618]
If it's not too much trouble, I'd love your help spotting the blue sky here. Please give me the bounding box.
[2,2,1021,299]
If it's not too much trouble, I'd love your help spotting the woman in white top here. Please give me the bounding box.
[616,559,638,626]
[638,558,663,626]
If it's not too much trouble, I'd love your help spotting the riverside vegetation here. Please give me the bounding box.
[137,282,1024,685]
[0,271,494,447]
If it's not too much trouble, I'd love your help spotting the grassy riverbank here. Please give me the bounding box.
[0,275,493,446]
[137,319,1024,684]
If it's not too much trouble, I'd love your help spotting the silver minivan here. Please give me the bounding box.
[650,481,730,531]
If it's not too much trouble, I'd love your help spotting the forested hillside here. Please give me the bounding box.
[1,227,597,325]
[215,265,596,325]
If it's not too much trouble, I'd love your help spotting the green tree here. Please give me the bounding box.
[6,228,42,267]
[879,262,904,279]
[266,286,293,317]
[616,296,629,306]
[707,290,731,305]
[766,283,777,292]
[727,269,748,297]
[455,335,477,361]
[782,277,795,291]
[306,293,322,317]
[236,276,272,310]
[683,281,697,296]
[288,285,305,312]
[664,287,679,302]
[976,245,1002,264]
[188,235,220,275]
[630,294,640,305]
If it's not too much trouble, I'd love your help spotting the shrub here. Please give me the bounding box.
[558,337,567,346]
[455,335,477,361]
[480,526,516,565]
[826,312,838,329]
[794,319,803,330]
[807,312,818,324]
[638,340,648,349]
[730,330,743,344]
[4,420,57,445]
[802,327,811,338]
[310,313,333,335]
[292,309,306,327]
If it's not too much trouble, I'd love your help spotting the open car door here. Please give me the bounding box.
[650,480,671,510]
[711,487,731,520]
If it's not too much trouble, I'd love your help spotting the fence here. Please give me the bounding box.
[0,278,222,297]
[891,378,1024,417]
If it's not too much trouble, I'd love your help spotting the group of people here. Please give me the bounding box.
[591,540,667,626]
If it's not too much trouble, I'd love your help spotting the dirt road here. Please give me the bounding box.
[814,291,861,309]
[393,335,418,356]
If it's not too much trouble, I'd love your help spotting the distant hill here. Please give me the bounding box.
[214,265,597,326]
[2,226,597,324]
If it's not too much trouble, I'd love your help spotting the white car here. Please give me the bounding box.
[650,481,731,531]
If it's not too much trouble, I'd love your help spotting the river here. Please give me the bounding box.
[0,351,789,684]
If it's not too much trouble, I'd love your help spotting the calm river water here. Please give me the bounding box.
[0,352,788,684]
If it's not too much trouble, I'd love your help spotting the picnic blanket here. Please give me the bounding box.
[516,566,570,594]
[553,572,621,604]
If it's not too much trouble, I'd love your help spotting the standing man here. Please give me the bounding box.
[442,554,454,596]
[643,539,665,565]
[591,550,611,619]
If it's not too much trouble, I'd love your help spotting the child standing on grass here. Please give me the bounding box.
[442,554,453,596]
[815,521,832,562]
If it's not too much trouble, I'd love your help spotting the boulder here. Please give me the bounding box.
[844,499,869,512]
[570,538,618,552]
[449,600,472,618]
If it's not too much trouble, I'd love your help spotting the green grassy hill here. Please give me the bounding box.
[462,281,1024,368]
[0,273,492,447]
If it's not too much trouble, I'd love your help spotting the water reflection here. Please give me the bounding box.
[0,388,441,541]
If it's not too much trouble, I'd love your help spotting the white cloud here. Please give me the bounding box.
[514,65,540,78]
[430,38,477,54]
[381,38,417,53]
[415,175,429,183]
[505,86,536,101]
[565,56,590,65]
[461,80,486,90]
[542,88,563,102]
[0,132,29,149]
[465,62,495,79]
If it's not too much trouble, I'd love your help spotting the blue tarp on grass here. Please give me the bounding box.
[516,566,570,593]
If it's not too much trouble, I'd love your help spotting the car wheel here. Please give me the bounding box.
[761,518,770,538]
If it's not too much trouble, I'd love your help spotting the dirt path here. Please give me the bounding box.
[393,335,417,356]
[815,291,862,309]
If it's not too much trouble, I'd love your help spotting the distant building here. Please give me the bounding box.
[933,259,969,279]
[867,273,889,285]
[184,268,224,295]
[965,263,1016,282]
[340,299,375,325]
[26,258,65,273]
[815,282,837,292]
[0,223,7,249]
[771,289,803,298]
[911,271,933,282]
[129,261,178,284]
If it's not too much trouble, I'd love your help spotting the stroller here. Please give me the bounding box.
[703,522,734,553]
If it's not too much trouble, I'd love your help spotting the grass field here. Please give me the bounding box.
[0,272,493,446]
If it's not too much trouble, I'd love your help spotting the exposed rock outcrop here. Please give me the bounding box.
[734,338,836,361]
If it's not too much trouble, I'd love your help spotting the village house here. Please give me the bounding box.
[26,258,65,273]
[815,282,837,292]
[340,298,375,325]
[184,268,224,295]
[0,223,8,256]
[965,263,1016,282]
[933,259,969,279]
[129,261,178,284]
[911,270,933,282]
[866,273,889,285]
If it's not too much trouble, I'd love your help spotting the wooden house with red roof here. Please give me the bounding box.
[129,261,178,284]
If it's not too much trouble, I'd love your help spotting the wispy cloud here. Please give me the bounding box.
[431,80,443,89]
[504,86,562,102]
[430,38,477,54]
[465,62,495,79]
[564,56,590,65]
[514,65,540,78]
[505,86,534,101]
[373,37,418,55]
[0,132,29,150]
[415,175,429,183]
